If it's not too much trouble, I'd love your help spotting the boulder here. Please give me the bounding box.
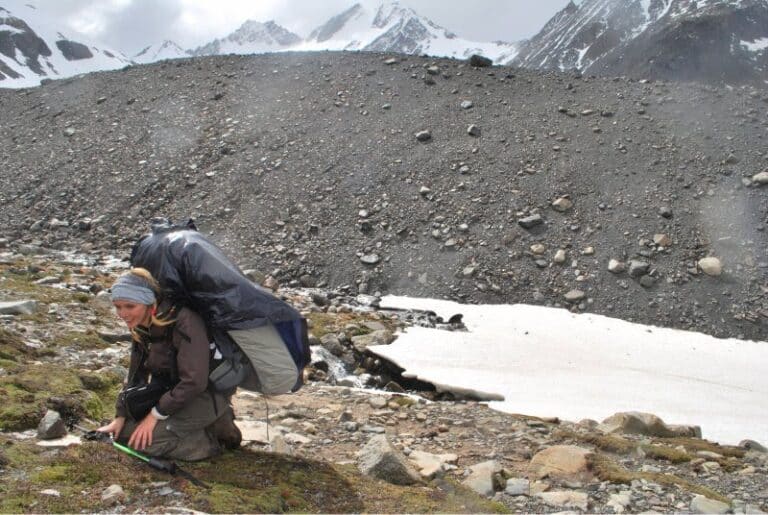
[461,460,503,497]
[690,495,730,514]
[0,300,38,315]
[698,257,723,276]
[504,478,530,496]
[357,434,421,485]
[535,491,589,510]
[37,410,67,440]
[351,329,394,352]
[101,484,126,506]
[528,445,592,481]
[599,412,701,438]
[408,450,458,479]
[468,54,493,67]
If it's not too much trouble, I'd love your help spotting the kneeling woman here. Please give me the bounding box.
[98,268,240,461]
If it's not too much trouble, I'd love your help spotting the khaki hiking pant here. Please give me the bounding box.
[229,323,298,395]
[119,390,230,461]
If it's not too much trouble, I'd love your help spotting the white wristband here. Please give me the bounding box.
[151,407,169,420]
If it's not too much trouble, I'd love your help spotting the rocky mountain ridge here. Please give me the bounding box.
[3,0,767,88]
[1,51,767,342]
[514,0,768,85]
[0,2,130,87]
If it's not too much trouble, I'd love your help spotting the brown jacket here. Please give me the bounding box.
[116,302,211,419]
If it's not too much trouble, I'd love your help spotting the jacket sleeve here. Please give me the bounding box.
[155,308,210,417]
[115,342,142,418]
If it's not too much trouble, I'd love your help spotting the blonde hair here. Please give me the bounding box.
[121,267,176,342]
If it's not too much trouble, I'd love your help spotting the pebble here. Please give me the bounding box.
[698,257,723,276]
[415,130,432,142]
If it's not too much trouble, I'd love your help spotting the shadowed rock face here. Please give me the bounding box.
[513,0,768,86]
[0,14,51,75]
[56,40,93,61]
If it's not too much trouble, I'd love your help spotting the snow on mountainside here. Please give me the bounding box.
[133,40,188,64]
[298,1,518,63]
[0,2,130,88]
[512,0,768,85]
[192,20,301,56]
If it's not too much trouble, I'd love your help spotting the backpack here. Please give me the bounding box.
[130,219,310,395]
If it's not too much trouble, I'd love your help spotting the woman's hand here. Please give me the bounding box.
[128,414,158,451]
[97,417,125,439]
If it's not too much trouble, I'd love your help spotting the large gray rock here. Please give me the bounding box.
[0,300,38,315]
[408,450,458,479]
[357,434,421,485]
[599,411,701,438]
[101,484,126,506]
[536,491,589,510]
[37,410,67,440]
[461,460,503,497]
[690,495,730,514]
[351,329,395,352]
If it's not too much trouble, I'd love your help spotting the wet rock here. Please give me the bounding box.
[351,329,394,352]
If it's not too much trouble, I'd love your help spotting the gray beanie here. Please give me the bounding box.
[111,273,156,305]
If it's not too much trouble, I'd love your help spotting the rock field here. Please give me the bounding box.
[0,51,767,340]
[0,248,766,513]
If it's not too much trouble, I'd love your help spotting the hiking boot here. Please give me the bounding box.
[209,410,242,450]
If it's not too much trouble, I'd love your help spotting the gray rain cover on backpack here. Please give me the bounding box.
[130,220,310,394]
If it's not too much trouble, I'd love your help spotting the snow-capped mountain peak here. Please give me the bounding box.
[133,40,188,64]
[0,1,131,88]
[512,0,768,85]
[301,1,516,62]
[192,19,301,56]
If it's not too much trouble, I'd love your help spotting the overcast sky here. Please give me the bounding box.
[10,0,571,55]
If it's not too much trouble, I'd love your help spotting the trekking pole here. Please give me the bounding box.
[74,425,211,489]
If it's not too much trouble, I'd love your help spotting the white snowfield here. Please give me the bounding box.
[369,296,768,446]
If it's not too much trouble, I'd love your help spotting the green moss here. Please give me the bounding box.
[0,363,107,430]
[588,453,729,504]
[391,395,416,408]
[58,330,108,350]
[34,465,71,482]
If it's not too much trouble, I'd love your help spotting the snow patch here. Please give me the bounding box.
[370,296,768,446]
[742,37,768,52]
